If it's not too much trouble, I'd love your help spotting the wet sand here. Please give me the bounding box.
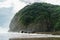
[9,37,60,40]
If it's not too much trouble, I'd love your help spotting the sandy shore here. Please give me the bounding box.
[8,33,60,40]
[9,37,60,40]
[9,33,60,39]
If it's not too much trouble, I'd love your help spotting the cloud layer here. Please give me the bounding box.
[0,26,9,33]
[0,0,26,33]
[0,0,12,8]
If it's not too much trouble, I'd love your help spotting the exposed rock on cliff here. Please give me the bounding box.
[9,3,60,32]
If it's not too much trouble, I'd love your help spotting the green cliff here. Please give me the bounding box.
[9,3,60,33]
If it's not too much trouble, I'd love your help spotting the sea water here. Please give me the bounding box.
[0,32,20,40]
[0,33,9,40]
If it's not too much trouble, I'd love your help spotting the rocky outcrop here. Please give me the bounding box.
[9,3,60,32]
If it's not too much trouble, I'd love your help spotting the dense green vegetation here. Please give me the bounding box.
[10,3,60,32]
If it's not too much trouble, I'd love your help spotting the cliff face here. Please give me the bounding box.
[9,3,60,32]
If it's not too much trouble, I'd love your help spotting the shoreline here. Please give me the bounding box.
[9,33,60,39]
[9,37,60,40]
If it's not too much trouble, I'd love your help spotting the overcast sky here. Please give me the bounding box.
[0,0,60,33]
[0,0,26,33]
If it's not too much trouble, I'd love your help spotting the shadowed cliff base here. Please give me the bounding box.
[9,2,60,33]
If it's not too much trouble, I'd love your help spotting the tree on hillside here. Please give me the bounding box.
[9,3,60,32]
